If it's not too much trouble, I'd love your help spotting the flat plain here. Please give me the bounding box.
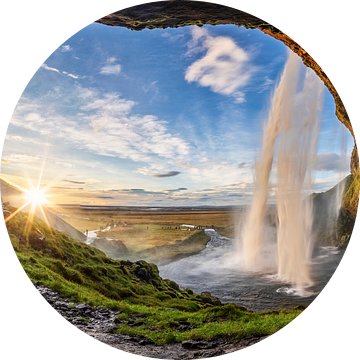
[49,206,241,263]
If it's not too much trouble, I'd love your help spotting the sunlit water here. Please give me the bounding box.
[159,230,344,312]
[85,226,112,244]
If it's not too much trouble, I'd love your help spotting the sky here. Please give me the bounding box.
[0,22,354,206]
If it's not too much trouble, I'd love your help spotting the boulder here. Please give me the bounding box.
[76,304,93,315]
[200,292,222,306]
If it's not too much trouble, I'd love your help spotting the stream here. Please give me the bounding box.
[159,230,344,312]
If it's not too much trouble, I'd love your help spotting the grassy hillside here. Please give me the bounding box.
[135,230,211,265]
[3,200,303,344]
[0,178,86,243]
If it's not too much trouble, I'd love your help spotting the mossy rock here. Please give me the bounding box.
[164,279,180,291]
[155,292,172,301]
[150,277,161,287]
[163,291,178,299]
[185,287,194,295]
[338,234,351,250]
[233,304,248,311]
[200,292,222,306]
[120,260,134,267]
[180,290,190,298]
[293,305,307,310]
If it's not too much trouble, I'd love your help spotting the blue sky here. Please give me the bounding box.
[1,23,353,206]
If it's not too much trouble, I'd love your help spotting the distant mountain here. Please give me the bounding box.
[0,178,86,243]
[0,178,25,208]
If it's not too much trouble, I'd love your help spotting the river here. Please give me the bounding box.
[85,226,112,245]
[159,229,344,312]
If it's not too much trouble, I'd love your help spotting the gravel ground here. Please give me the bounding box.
[36,284,267,359]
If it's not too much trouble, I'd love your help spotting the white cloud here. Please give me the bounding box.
[10,90,190,164]
[99,64,121,75]
[62,71,79,79]
[161,31,185,43]
[4,134,51,147]
[7,154,40,163]
[81,93,134,114]
[142,81,159,94]
[100,58,121,75]
[42,64,80,79]
[175,161,193,168]
[41,63,60,73]
[60,45,72,52]
[258,77,275,93]
[77,87,96,99]
[185,27,255,102]
[316,152,350,173]
[313,175,348,193]
[5,135,23,142]
[55,161,74,168]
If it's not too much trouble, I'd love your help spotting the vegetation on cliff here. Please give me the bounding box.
[343,170,359,217]
[4,201,302,344]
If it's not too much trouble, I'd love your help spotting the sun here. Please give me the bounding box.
[3,154,58,239]
[24,187,48,206]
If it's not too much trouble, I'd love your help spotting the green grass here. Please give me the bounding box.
[114,304,301,344]
[4,201,304,344]
[53,206,240,263]
[135,230,211,264]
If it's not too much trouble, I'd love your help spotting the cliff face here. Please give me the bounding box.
[311,176,355,245]
[91,237,129,259]
[96,0,358,216]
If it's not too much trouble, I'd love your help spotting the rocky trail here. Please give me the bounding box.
[36,284,267,359]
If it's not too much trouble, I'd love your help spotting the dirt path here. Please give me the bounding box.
[36,284,267,359]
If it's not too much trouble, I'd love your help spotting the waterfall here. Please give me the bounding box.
[241,51,324,290]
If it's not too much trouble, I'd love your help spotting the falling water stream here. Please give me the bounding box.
[240,52,325,291]
[160,52,346,311]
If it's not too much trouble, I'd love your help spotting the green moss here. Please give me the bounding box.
[3,202,219,312]
[343,169,360,216]
[164,279,180,291]
[3,201,304,344]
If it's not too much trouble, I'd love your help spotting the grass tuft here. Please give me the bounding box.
[3,201,303,344]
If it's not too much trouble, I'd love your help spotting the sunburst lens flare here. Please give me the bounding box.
[24,188,48,206]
